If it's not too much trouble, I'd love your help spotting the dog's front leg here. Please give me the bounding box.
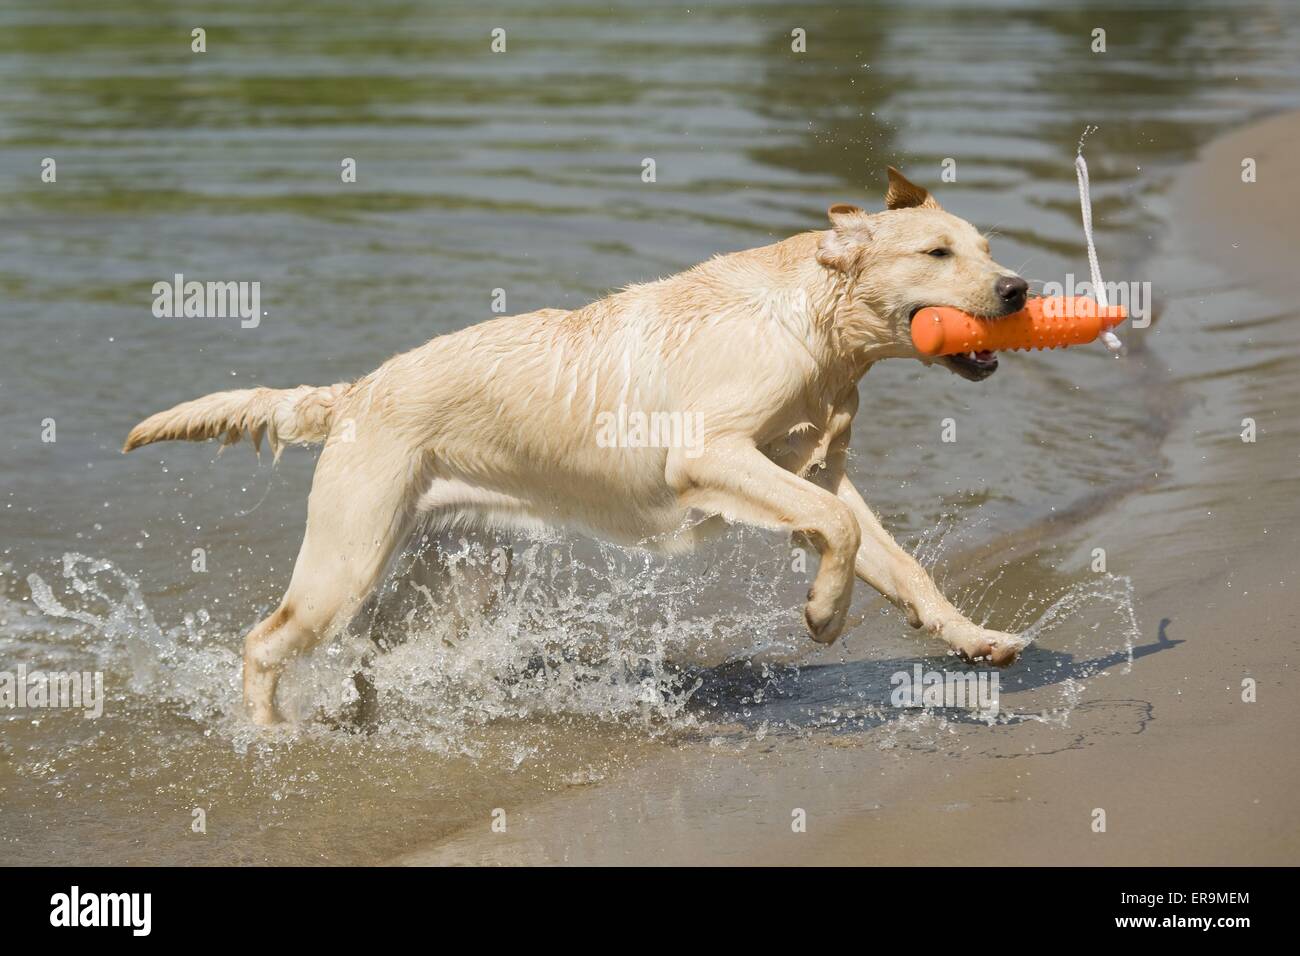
[829,469,1020,665]
[668,442,860,644]
[816,418,1019,665]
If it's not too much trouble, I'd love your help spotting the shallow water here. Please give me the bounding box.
[2,1,1298,864]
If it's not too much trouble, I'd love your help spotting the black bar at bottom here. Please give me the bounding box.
[0,865,1281,940]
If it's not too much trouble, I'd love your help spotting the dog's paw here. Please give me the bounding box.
[942,621,1023,667]
[804,585,851,645]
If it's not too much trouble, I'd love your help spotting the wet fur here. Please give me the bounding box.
[125,168,1025,725]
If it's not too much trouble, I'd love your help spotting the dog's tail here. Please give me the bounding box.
[122,382,351,458]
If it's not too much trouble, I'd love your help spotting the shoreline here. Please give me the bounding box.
[395,110,1300,866]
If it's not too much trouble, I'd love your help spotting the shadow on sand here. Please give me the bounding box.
[685,616,1182,734]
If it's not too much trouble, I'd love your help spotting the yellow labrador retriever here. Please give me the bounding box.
[126,168,1025,725]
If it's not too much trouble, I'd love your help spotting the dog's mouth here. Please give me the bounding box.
[907,305,1001,381]
[940,349,999,381]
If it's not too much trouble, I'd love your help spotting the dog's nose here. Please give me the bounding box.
[995,275,1029,309]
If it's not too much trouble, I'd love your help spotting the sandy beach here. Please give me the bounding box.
[397,111,1300,866]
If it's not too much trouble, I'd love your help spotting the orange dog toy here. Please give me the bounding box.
[910,295,1127,356]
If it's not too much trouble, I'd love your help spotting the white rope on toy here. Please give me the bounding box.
[1075,146,1124,353]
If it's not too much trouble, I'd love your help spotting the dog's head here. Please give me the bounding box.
[817,167,1027,381]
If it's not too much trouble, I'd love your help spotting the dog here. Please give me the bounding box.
[125,167,1026,725]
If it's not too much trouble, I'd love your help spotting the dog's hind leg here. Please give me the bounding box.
[242,436,423,725]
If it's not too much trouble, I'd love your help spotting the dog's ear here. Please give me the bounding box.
[818,203,871,272]
[827,202,864,224]
[885,167,941,210]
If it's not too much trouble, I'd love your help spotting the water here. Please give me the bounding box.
[2,0,1298,863]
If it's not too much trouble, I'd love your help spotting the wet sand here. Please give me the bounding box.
[397,112,1300,866]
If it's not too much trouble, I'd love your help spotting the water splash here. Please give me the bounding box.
[25,553,240,723]
[16,519,1143,757]
[20,537,802,754]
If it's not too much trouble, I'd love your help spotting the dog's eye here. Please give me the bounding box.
[925,248,951,258]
